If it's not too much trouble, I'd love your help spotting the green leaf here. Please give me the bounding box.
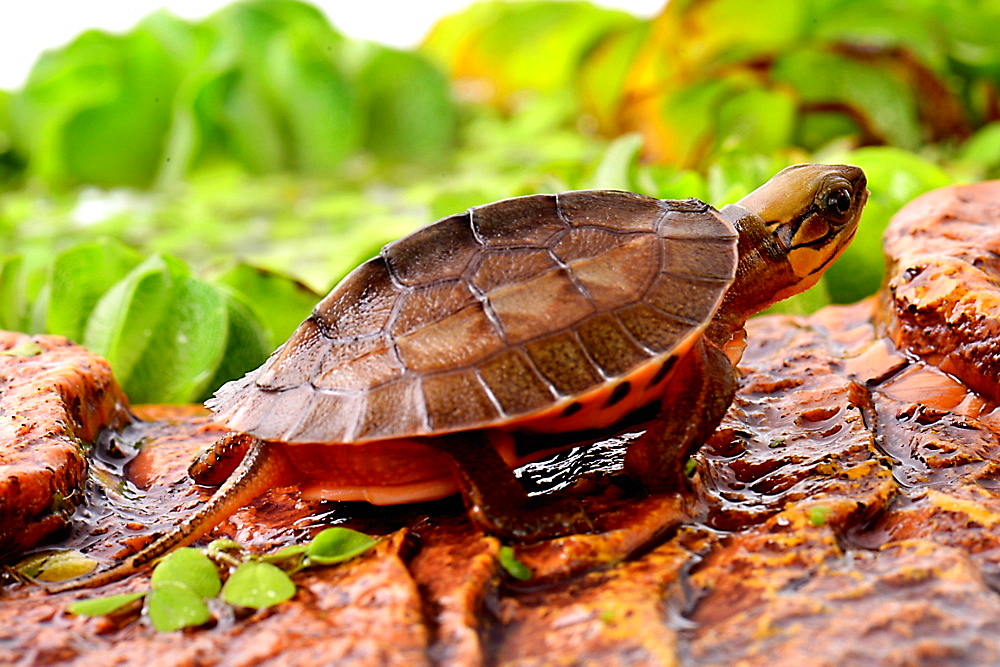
[356,46,455,163]
[773,48,921,150]
[498,546,532,581]
[10,24,187,187]
[68,592,146,617]
[125,274,229,403]
[206,538,244,553]
[46,240,142,342]
[15,549,98,582]
[807,506,832,527]
[587,133,644,190]
[221,561,296,609]
[306,527,378,565]
[422,1,638,103]
[150,547,221,598]
[211,262,319,349]
[263,28,360,172]
[0,255,28,331]
[82,254,188,383]
[0,253,48,333]
[146,581,213,632]
[262,544,308,565]
[0,340,43,357]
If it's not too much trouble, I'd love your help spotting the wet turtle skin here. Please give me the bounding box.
[48,163,867,591]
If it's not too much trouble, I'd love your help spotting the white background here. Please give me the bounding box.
[0,0,665,90]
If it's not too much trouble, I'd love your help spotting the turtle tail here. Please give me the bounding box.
[46,435,292,593]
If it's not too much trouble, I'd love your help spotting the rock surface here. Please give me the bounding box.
[2,181,1000,665]
[0,333,130,556]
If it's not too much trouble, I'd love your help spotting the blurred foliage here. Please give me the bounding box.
[1,0,999,403]
[427,0,999,168]
[5,0,456,189]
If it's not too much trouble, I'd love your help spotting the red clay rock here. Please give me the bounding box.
[0,332,130,555]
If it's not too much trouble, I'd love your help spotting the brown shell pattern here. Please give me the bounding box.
[208,190,739,443]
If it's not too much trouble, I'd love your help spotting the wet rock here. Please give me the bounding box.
[0,332,130,555]
[882,181,1000,403]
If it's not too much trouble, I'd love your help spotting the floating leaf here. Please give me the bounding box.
[306,527,378,565]
[498,546,532,581]
[202,290,271,399]
[262,543,308,566]
[423,1,638,106]
[82,254,188,383]
[221,561,296,609]
[146,581,213,632]
[16,549,98,582]
[68,592,146,617]
[150,547,221,598]
[206,539,244,553]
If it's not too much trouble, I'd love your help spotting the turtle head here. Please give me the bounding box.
[734,163,867,279]
[720,163,867,310]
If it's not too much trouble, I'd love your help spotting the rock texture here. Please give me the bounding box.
[2,181,1000,665]
[0,333,130,555]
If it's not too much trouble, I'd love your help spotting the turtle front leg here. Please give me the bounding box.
[625,337,738,493]
[429,432,593,543]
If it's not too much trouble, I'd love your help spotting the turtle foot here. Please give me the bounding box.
[469,495,595,544]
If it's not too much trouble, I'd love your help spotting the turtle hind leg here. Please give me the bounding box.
[429,432,593,543]
[625,337,738,493]
[46,434,294,593]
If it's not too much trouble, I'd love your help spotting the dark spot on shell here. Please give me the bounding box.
[562,401,583,418]
[605,381,632,408]
[647,356,677,389]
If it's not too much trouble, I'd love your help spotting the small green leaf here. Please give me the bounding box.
[150,548,221,598]
[0,341,43,357]
[498,546,532,581]
[808,506,832,527]
[146,581,213,632]
[206,539,243,553]
[683,458,698,477]
[68,592,146,617]
[221,561,296,609]
[16,549,98,582]
[262,544,308,565]
[306,527,378,565]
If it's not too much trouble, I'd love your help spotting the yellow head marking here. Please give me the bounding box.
[737,163,868,279]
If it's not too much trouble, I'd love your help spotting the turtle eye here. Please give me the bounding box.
[825,188,853,217]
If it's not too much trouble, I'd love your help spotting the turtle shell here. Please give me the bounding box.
[208,190,739,444]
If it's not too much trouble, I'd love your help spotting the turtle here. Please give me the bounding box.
[53,163,866,590]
